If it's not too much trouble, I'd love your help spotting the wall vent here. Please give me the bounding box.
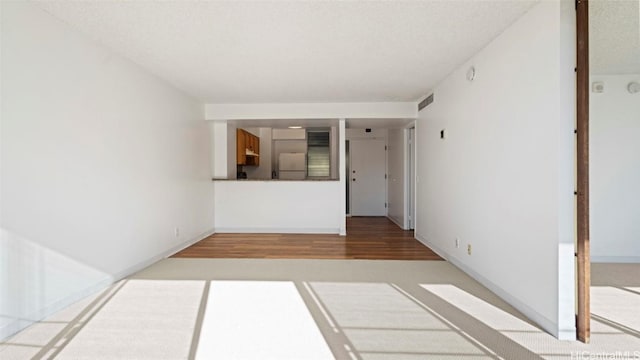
[418,93,434,111]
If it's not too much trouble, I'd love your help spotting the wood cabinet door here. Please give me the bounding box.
[249,133,256,152]
[254,134,260,165]
[236,129,246,165]
[237,129,260,166]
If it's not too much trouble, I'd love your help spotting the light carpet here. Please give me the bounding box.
[1,259,639,359]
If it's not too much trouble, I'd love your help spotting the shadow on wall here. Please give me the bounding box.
[0,228,112,340]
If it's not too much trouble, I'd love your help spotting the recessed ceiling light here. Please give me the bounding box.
[288,126,302,129]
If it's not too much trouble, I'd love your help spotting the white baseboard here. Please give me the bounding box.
[0,278,112,341]
[414,233,575,341]
[170,228,215,255]
[112,227,215,281]
[387,215,407,230]
[214,227,341,234]
[0,228,215,341]
[591,256,640,263]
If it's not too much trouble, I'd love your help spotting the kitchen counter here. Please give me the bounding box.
[212,178,339,182]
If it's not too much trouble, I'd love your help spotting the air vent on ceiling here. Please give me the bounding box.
[418,93,434,111]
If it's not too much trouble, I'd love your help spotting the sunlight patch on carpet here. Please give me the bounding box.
[196,281,333,360]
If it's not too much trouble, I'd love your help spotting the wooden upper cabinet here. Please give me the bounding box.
[252,135,259,152]
[248,134,255,152]
[236,129,247,165]
[236,129,260,166]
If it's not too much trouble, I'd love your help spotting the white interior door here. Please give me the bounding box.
[350,139,386,216]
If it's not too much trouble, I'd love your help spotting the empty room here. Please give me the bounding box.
[1,0,639,359]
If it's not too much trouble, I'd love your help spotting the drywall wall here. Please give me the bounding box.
[243,127,261,137]
[590,74,640,263]
[227,123,238,179]
[0,3,214,339]
[244,128,273,180]
[345,128,387,140]
[330,126,338,179]
[205,102,417,120]
[214,181,343,233]
[209,122,218,178]
[416,1,576,339]
[387,129,407,228]
[211,121,230,178]
[210,121,238,179]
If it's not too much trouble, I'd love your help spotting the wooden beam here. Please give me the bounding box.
[576,0,590,344]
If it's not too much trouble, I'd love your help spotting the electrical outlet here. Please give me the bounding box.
[455,238,460,248]
[467,244,472,255]
[174,227,180,238]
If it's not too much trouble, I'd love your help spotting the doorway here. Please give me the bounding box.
[407,127,416,230]
[349,139,386,216]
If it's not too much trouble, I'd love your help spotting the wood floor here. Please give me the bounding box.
[172,217,442,260]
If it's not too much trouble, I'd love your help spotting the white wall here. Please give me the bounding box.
[345,128,387,141]
[211,121,229,178]
[387,129,407,228]
[591,74,640,263]
[210,121,238,179]
[0,3,214,339]
[243,127,261,137]
[227,123,238,179]
[330,126,338,179]
[416,1,576,340]
[244,128,273,180]
[214,181,343,233]
[206,102,417,120]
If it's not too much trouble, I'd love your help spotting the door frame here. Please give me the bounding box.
[406,126,416,230]
[345,140,350,216]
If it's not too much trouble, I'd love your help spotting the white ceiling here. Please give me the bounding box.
[590,0,640,75]
[35,0,539,104]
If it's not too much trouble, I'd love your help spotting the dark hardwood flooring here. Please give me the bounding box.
[172,217,442,260]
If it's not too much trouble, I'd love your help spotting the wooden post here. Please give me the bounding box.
[576,0,590,344]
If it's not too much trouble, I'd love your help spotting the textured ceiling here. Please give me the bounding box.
[34,0,540,103]
[590,0,640,75]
